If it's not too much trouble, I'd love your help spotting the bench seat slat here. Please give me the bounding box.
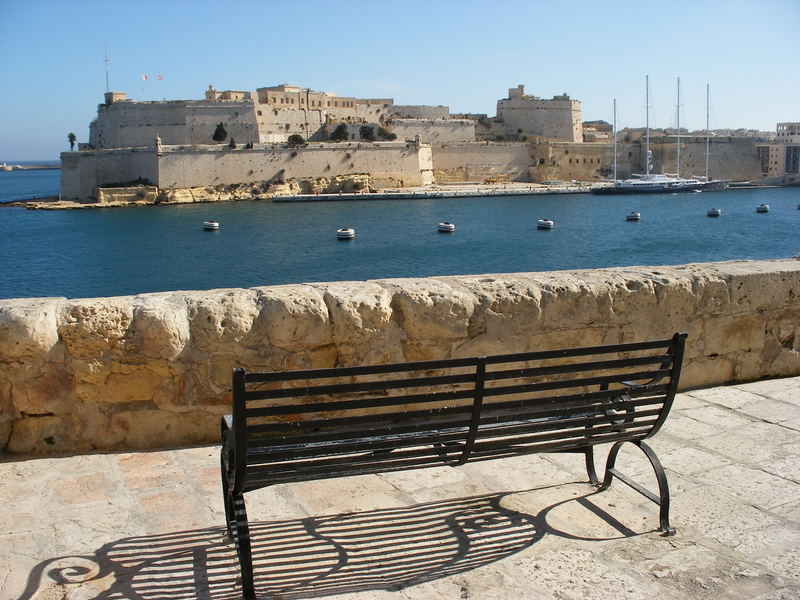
[243,396,666,459]
[244,410,661,470]
[242,395,666,451]
[242,425,658,490]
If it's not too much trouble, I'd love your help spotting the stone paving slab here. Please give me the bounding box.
[1,378,800,599]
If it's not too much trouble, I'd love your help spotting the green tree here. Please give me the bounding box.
[330,124,349,142]
[287,134,305,146]
[228,137,237,149]
[359,125,376,142]
[377,127,396,141]
[213,122,228,143]
[67,132,77,151]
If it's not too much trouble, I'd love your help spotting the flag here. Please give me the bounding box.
[157,74,164,80]
[141,74,148,80]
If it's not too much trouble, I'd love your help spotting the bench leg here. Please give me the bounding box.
[599,440,676,536]
[221,453,256,599]
[584,447,599,487]
[230,492,257,599]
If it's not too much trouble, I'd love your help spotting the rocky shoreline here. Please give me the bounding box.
[4,177,596,210]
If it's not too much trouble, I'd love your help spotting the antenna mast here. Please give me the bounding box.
[613,98,617,181]
[104,48,111,93]
[645,75,651,176]
[705,83,711,180]
[676,77,681,177]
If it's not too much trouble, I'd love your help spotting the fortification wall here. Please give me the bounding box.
[89,101,259,149]
[431,142,533,182]
[390,105,450,120]
[651,138,763,181]
[156,142,432,189]
[60,149,158,200]
[1,259,798,455]
[391,119,476,143]
[522,138,761,183]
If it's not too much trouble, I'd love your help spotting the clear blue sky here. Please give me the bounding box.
[1,0,798,161]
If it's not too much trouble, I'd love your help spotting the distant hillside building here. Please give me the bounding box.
[761,122,800,183]
[496,85,582,142]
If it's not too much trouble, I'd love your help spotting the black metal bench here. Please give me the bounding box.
[221,332,687,599]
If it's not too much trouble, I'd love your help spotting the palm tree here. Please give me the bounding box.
[67,132,77,151]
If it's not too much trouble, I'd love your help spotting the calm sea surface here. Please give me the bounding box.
[1,169,798,299]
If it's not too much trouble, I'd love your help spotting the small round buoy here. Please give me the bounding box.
[537,219,554,230]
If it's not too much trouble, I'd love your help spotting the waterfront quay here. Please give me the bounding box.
[3,377,799,599]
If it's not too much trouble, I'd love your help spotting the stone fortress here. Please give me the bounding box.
[61,82,772,202]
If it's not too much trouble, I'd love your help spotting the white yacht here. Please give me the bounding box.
[593,77,729,195]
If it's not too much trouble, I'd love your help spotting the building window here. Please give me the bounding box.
[257,111,262,116]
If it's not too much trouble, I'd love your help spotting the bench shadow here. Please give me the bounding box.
[16,486,647,600]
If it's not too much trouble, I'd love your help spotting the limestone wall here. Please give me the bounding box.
[60,149,159,199]
[157,142,433,189]
[651,137,763,181]
[391,119,476,144]
[390,105,450,119]
[1,259,798,456]
[431,142,533,181]
[89,100,260,149]
[61,142,434,200]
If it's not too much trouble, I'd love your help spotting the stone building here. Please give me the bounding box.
[759,122,800,184]
[496,85,583,142]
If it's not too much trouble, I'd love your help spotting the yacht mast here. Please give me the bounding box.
[645,75,651,176]
[705,83,711,180]
[676,77,681,177]
[613,98,617,181]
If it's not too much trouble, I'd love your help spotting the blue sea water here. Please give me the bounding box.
[0,165,60,203]
[0,169,798,299]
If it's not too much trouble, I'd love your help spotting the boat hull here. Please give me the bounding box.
[592,180,729,195]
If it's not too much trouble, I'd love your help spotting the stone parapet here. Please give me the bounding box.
[1,259,798,455]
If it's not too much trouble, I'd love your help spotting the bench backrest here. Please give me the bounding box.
[230,333,687,492]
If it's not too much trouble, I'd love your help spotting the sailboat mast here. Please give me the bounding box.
[613,98,617,181]
[645,75,651,176]
[705,83,711,180]
[676,77,681,177]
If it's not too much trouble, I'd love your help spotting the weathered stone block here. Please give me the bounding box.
[376,277,477,343]
[59,298,134,360]
[0,297,63,359]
